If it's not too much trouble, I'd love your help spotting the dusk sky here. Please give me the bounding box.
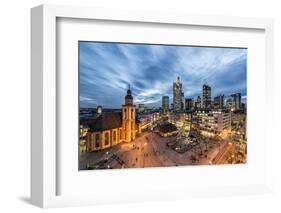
[79,42,247,108]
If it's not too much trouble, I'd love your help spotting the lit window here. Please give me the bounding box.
[113,131,116,142]
[105,132,110,146]
[95,134,100,148]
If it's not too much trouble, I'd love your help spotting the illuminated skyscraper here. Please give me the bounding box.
[173,76,184,112]
[202,84,211,109]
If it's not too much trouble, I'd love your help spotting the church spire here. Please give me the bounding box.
[125,84,133,105]
[127,84,132,96]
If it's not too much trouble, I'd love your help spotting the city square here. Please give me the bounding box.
[80,131,246,170]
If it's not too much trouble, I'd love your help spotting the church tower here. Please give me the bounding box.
[122,85,136,142]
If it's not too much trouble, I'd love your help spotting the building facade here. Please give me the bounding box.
[83,86,141,152]
[202,84,212,109]
[79,124,89,154]
[192,110,231,137]
[122,85,136,142]
[195,96,201,110]
[231,93,241,111]
[173,76,184,112]
[185,98,194,111]
[138,104,145,113]
[162,96,169,113]
[226,98,233,110]
[213,94,224,109]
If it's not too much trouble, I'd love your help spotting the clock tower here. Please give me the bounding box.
[122,85,136,142]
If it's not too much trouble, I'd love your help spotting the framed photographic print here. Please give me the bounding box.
[31,4,274,208]
[78,42,247,170]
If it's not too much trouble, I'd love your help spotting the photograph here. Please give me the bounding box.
[78,41,247,170]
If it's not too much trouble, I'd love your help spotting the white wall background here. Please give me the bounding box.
[0,0,280,212]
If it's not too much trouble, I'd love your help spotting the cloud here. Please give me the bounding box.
[79,42,247,108]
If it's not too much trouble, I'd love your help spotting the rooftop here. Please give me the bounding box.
[82,112,122,132]
[81,111,141,132]
[158,123,178,133]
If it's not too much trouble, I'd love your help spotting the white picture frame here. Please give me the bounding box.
[31,4,274,208]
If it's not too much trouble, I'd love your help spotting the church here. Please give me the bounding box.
[83,86,141,152]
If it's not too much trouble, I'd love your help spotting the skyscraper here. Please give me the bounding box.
[173,76,184,112]
[231,93,241,111]
[202,84,211,109]
[226,98,233,110]
[195,96,201,110]
[185,98,194,111]
[236,93,241,110]
[162,96,169,113]
[213,95,224,109]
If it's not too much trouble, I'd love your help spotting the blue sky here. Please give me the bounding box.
[79,42,247,108]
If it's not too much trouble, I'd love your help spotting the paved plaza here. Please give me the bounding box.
[79,131,244,170]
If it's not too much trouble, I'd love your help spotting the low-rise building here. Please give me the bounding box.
[138,104,145,113]
[79,124,89,154]
[158,123,178,137]
[192,109,231,137]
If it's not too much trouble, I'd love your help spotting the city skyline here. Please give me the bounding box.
[80,42,247,108]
